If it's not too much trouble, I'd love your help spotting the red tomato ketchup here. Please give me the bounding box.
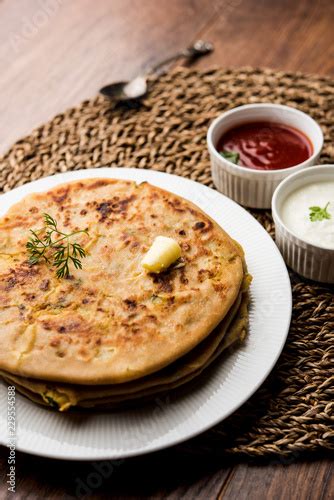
[217,121,313,170]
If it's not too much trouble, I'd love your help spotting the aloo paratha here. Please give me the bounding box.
[0,179,245,387]
[1,288,249,410]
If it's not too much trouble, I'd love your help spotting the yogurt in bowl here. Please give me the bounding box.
[272,165,334,283]
[280,181,334,250]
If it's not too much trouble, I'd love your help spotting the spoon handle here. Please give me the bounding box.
[146,40,213,76]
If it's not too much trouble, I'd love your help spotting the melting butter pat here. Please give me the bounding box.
[141,236,181,273]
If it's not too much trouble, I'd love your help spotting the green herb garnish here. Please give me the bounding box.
[220,150,240,164]
[26,213,88,279]
[42,393,59,409]
[308,202,331,222]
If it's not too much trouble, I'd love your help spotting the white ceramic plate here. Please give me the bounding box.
[0,168,292,460]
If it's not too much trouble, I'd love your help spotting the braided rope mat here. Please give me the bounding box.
[0,67,333,457]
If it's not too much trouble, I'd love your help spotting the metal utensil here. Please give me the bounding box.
[100,40,213,102]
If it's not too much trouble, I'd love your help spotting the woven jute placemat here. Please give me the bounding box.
[0,67,333,457]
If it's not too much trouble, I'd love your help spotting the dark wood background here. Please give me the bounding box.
[0,0,333,498]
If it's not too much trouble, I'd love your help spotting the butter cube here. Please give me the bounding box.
[141,236,181,273]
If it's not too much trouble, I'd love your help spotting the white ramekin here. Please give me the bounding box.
[272,165,334,283]
[207,103,323,209]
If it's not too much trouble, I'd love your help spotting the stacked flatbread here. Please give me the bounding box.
[0,179,251,411]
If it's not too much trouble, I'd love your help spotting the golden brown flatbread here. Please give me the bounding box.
[1,288,248,410]
[0,179,245,386]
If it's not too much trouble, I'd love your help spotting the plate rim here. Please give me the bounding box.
[0,167,292,460]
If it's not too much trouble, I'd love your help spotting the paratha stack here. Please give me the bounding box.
[0,179,251,411]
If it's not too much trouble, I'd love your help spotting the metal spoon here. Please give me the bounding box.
[99,40,213,102]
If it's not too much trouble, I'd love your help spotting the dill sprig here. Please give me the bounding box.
[26,213,89,279]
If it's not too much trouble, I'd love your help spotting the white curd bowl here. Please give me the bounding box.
[272,165,334,283]
[207,103,323,208]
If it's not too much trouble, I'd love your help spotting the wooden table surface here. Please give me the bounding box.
[0,0,333,498]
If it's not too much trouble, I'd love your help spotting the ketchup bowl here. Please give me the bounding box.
[207,103,323,208]
[272,164,334,283]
